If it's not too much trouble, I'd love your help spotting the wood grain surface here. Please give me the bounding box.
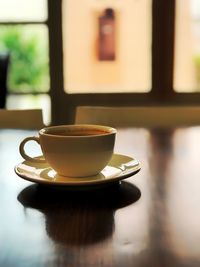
[1,127,200,267]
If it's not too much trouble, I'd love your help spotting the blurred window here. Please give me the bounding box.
[174,0,200,92]
[0,0,47,22]
[0,0,50,124]
[62,0,152,93]
[53,1,200,124]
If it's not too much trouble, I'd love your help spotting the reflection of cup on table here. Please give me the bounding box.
[18,182,141,246]
[19,124,116,177]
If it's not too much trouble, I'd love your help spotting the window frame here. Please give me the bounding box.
[49,0,187,125]
[3,0,200,124]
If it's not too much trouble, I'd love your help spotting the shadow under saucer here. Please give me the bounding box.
[18,181,141,210]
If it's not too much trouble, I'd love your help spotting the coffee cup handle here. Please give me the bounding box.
[19,136,47,163]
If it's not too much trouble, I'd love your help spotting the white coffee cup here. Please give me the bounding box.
[19,124,116,177]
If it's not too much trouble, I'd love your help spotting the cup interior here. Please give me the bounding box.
[40,124,116,137]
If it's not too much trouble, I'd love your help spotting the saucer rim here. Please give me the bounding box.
[14,153,141,187]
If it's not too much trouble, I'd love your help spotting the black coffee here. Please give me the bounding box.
[48,129,108,136]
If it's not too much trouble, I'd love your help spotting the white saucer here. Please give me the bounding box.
[15,154,141,187]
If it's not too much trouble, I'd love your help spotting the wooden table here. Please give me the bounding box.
[1,127,200,267]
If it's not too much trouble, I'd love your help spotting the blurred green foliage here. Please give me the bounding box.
[194,55,200,90]
[0,25,49,93]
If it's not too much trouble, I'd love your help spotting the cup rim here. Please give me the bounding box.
[39,124,117,138]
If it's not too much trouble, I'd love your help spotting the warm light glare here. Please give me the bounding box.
[62,0,152,93]
[174,0,200,92]
[0,0,47,21]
